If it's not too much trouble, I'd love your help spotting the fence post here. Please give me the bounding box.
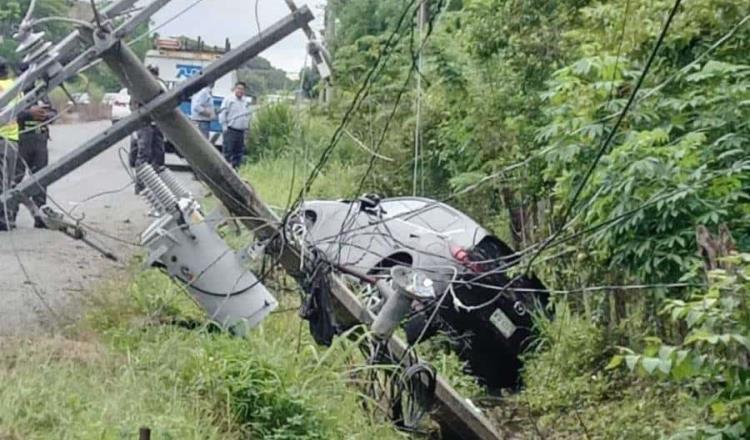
[139,427,151,440]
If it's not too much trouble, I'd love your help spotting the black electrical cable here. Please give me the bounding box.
[290,0,420,209]
[391,362,437,430]
[351,4,440,196]
[330,1,446,267]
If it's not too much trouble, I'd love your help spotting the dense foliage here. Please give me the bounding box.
[247,0,750,436]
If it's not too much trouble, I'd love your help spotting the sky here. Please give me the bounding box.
[148,0,327,73]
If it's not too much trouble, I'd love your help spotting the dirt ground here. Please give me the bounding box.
[0,120,199,335]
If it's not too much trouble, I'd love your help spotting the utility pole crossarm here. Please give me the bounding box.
[283,0,332,81]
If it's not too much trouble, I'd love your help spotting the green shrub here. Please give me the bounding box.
[612,254,750,439]
[490,304,703,439]
[247,103,296,161]
[520,304,610,412]
[0,268,400,439]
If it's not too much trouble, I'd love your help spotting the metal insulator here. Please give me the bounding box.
[22,41,52,65]
[15,29,45,54]
[136,165,178,211]
[140,188,164,214]
[158,168,190,198]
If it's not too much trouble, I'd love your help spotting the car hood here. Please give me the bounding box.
[295,197,490,285]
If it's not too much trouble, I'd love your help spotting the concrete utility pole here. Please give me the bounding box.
[322,2,335,104]
[282,0,332,104]
[1,1,500,438]
[413,0,428,196]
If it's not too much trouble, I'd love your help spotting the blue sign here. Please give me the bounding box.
[176,64,202,79]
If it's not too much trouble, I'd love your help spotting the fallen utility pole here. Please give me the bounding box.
[1,3,501,438]
[104,23,498,437]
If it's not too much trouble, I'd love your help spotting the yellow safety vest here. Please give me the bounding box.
[0,78,19,142]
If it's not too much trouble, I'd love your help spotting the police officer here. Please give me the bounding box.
[0,56,20,231]
[15,64,57,228]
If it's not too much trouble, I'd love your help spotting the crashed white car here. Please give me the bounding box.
[289,195,550,390]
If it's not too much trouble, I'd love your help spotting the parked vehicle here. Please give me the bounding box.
[143,38,238,151]
[288,195,550,390]
[102,92,119,106]
[67,92,91,105]
[110,88,131,123]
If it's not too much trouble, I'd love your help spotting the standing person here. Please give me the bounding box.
[132,66,166,194]
[133,114,165,194]
[15,88,57,229]
[218,81,251,169]
[190,84,214,139]
[0,57,20,231]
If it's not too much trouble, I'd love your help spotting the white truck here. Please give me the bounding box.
[143,38,239,149]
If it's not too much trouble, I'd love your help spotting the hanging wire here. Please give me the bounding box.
[289,0,420,208]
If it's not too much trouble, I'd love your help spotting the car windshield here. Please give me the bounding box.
[380,199,462,233]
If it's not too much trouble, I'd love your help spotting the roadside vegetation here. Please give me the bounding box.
[0,267,402,439]
[2,0,749,438]
[233,0,750,436]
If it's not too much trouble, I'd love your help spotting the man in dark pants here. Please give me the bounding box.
[133,118,165,194]
[218,81,252,169]
[15,84,57,228]
[132,65,166,194]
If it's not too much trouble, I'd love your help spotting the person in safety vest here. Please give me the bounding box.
[0,56,20,231]
[15,62,57,228]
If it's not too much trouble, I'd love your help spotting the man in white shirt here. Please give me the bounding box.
[190,84,214,139]
[218,81,252,169]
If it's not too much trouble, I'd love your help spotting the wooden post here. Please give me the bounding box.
[138,427,151,440]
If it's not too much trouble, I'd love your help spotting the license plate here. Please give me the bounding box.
[490,308,517,339]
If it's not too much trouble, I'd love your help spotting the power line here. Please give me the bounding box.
[290,0,420,209]
[326,0,446,267]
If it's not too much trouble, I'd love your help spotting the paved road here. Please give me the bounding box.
[0,120,198,335]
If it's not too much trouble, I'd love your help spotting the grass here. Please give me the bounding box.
[0,267,402,439]
[487,304,704,439]
[0,141,707,438]
[239,155,363,210]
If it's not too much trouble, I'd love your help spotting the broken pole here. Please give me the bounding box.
[99,25,500,438]
[93,8,312,273]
